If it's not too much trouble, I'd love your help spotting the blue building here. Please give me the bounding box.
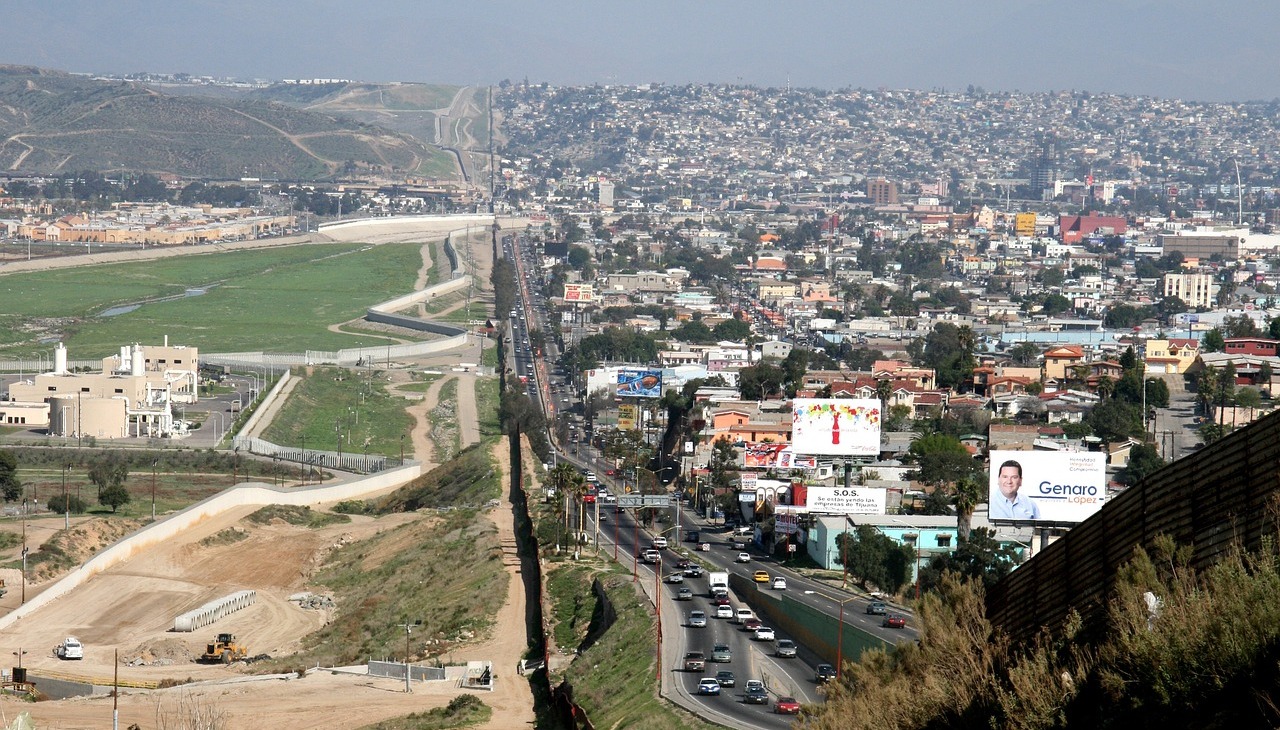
[807,514,961,585]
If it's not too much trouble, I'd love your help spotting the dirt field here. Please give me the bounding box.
[0,218,535,728]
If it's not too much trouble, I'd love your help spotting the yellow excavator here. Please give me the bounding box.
[199,633,248,664]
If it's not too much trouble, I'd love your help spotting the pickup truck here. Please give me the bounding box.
[55,637,84,660]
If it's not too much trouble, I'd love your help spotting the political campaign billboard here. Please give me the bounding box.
[791,399,881,456]
[743,442,787,468]
[805,487,887,515]
[988,450,1107,523]
[616,369,662,398]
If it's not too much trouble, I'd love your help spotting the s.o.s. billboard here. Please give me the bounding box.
[988,450,1106,523]
[791,399,881,456]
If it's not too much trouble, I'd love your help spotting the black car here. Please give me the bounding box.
[715,669,736,688]
[815,664,837,683]
[744,680,769,704]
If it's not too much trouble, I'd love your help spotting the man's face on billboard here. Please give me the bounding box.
[998,465,1022,499]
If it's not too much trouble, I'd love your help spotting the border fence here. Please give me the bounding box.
[987,408,1280,645]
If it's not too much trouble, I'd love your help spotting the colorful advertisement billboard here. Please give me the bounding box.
[564,283,595,302]
[805,487,887,515]
[791,399,881,456]
[988,450,1107,524]
[743,442,787,468]
[616,369,662,398]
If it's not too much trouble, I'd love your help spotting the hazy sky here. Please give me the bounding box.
[4,1,1279,102]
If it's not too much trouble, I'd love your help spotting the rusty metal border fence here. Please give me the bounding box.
[987,408,1280,645]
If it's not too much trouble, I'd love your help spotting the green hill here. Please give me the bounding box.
[0,66,457,180]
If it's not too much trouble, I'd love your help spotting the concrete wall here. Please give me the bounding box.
[0,464,420,632]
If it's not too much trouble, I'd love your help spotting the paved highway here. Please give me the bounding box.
[504,232,918,726]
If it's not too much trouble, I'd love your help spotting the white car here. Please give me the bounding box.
[772,577,787,590]
[665,573,685,584]
[753,626,776,641]
[735,552,751,563]
[715,604,734,619]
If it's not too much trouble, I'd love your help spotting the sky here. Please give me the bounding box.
[4,0,1279,102]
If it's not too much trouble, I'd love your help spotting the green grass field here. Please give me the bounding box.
[260,366,414,457]
[0,242,430,357]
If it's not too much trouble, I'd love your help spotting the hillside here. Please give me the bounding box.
[0,66,457,180]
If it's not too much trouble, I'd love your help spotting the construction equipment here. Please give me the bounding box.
[198,633,247,664]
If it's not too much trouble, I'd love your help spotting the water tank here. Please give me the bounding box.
[131,345,144,376]
[54,343,67,375]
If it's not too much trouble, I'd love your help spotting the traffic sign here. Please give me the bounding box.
[616,494,672,508]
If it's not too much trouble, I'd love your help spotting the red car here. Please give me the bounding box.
[775,697,801,715]
[604,469,618,476]
[882,614,907,629]
[712,596,731,607]
[742,617,762,632]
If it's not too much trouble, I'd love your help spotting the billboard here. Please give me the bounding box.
[617,404,639,431]
[743,442,787,468]
[776,450,818,469]
[988,450,1107,523]
[805,487,887,515]
[791,399,881,456]
[617,369,662,398]
[564,283,595,302]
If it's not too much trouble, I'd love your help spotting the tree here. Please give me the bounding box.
[671,320,714,343]
[1223,313,1261,338]
[921,322,976,390]
[1145,377,1170,409]
[1009,342,1041,366]
[908,433,977,485]
[1202,328,1226,353]
[46,494,87,514]
[916,527,1018,593]
[836,525,916,594]
[712,318,751,342]
[0,450,20,502]
[1085,399,1144,443]
[88,452,129,501]
[738,363,786,400]
[1117,443,1165,485]
[99,483,132,513]
[1040,293,1071,315]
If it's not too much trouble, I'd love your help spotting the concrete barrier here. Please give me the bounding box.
[173,590,257,632]
[0,463,420,632]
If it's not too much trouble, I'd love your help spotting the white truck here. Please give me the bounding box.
[708,571,730,598]
[55,637,84,660]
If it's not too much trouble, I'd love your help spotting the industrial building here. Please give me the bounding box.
[3,340,199,440]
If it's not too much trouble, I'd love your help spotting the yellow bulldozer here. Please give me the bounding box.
[199,633,248,664]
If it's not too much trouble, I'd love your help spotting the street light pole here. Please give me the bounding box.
[151,459,158,520]
[62,463,70,530]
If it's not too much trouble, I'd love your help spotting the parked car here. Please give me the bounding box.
[866,601,887,615]
[735,552,752,563]
[688,611,707,628]
[697,677,721,695]
[775,696,801,715]
[711,643,732,663]
[744,679,769,704]
[714,669,736,688]
[775,639,797,658]
[883,614,907,629]
[676,586,693,601]
[665,573,684,584]
[684,652,706,672]
[771,577,787,590]
[752,570,770,583]
[753,626,776,641]
[815,663,837,683]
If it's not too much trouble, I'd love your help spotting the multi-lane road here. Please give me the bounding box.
[500,233,916,727]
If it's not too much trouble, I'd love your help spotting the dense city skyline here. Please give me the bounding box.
[3,0,1279,102]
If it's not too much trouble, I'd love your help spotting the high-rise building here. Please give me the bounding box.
[597,180,615,209]
[1163,272,1217,309]
[867,178,898,205]
[1029,136,1059,200]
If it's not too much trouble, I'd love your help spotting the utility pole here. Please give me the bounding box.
[400,620,422,693]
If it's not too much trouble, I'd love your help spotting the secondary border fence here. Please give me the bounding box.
[987,407,1280,646]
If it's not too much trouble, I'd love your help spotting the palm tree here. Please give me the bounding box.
[953,475,985,544]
